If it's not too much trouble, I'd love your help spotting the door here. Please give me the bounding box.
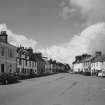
[1,64,4,72]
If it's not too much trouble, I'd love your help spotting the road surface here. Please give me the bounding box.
[0,73,105,105]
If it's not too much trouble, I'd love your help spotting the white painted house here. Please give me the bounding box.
[73,62,84,73]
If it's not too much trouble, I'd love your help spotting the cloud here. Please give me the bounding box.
[60,0,105,25]
[41,22,105,65]
[1,23,105,66]
[61,6,76,20]
[0,24,37,50]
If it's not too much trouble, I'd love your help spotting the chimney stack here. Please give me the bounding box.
[95,51,102,57]
[0,31,8,43]
[75,56,81,62]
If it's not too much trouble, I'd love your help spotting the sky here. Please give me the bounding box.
[0,0,79,48]
[0,0,86,47]
[1,0,105,64]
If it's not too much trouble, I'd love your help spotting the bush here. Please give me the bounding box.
[17,73,30,80]
[83,72,91,76]
[29,72,37,78]
[0,73,19,85]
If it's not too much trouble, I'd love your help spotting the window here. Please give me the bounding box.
[30,61,31,67]
[19,59,21,65]
[1,47,4,56]
[33,62,34,67]
[8,49,13,57]
[9,64,12,72]
[96,62,98,66]
[16,68,20,73]
[10,49,13,57]
[25,60,27,66]
[1,64,4,72]
[22,68,24,73]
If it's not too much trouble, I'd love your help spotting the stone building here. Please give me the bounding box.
[0,31,17,73]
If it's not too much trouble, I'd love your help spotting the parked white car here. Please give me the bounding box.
[98,71,105,77]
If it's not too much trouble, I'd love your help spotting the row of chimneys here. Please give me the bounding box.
[75,52,102,62]
[75,54,91,62]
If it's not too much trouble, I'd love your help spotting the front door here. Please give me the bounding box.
[1,64,4,72]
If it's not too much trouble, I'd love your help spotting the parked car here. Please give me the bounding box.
[98,71,105,77]
[0,73,19,84]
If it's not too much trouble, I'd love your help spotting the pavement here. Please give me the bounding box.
[0,73,105,105]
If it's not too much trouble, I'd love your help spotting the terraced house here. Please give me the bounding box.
[72,52,105,76]
[0,31,17,73]
[0,31,70,76]
[16,47,37,74]
[73,54,91,73]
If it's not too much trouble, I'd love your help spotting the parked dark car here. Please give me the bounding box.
[0,73,19,85]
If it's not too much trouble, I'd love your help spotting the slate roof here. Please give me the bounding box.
[93,55,105,62]
[83,56,95,62]
[73,54,105,64]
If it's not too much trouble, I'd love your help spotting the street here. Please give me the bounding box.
[0,73,105,105]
